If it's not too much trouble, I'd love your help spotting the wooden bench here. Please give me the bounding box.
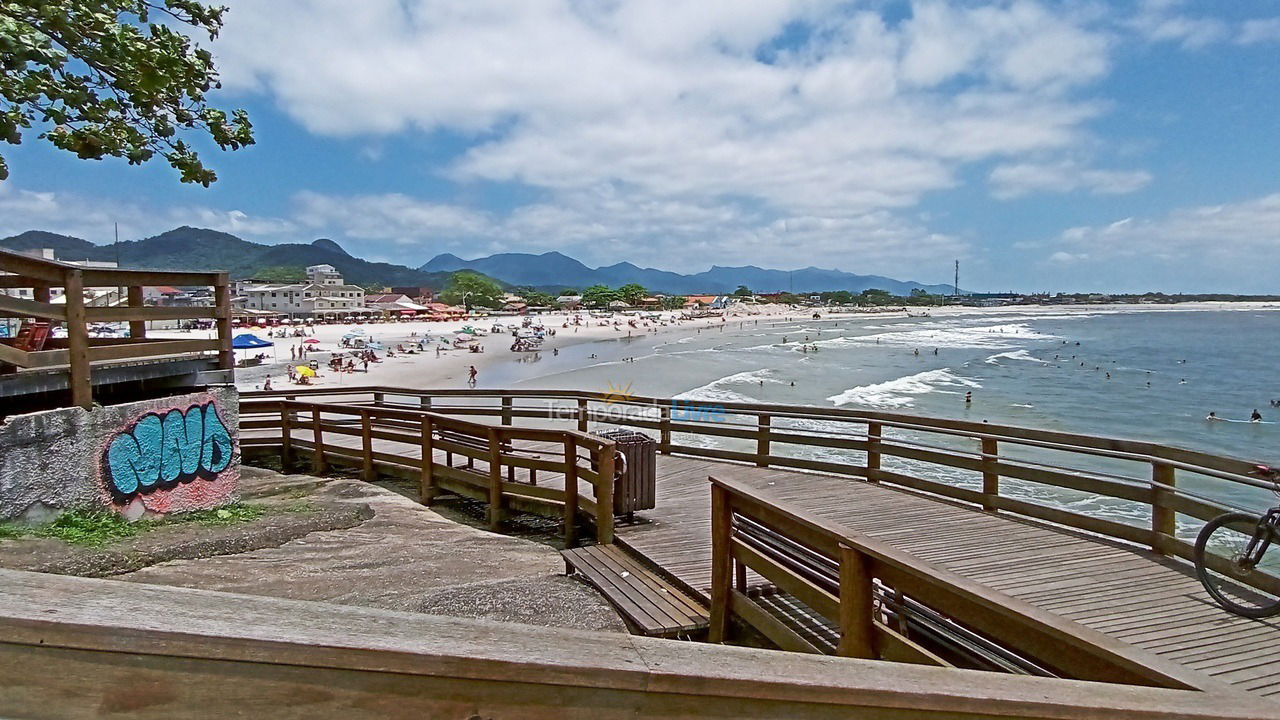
[563,544,709,638]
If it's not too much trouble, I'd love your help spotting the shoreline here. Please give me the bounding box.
[146,301,1278,396]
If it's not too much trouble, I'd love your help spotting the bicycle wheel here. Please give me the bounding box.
[1195,512,1280,618]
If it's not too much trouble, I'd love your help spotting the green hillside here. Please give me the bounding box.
[0,227,483,289]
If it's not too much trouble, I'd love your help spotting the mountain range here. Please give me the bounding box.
[0,228,455,288]
[0,226,954,295]
[422,251,954,295]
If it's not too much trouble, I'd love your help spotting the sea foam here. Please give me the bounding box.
[817,322,1057,351]
[827,368,981,409]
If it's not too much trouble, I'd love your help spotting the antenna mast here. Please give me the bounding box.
[953,260,959,296]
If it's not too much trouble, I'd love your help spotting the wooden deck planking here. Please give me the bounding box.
[611,455,1280,698]
[247,426,1280,698]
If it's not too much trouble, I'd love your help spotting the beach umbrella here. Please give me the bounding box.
[303,337,320,344]
[295,365,316,377]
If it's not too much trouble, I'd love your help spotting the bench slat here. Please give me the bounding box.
[564,545,709,637]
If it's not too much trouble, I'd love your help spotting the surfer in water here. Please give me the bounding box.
[1251,409,1263,423]
[1207,412,1222,421]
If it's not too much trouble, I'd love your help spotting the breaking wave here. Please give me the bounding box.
[827,369,982,409]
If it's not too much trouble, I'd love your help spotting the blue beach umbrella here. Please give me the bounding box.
[231,333,274,349]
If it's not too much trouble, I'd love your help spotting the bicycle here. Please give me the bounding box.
[1194,465,1280,618]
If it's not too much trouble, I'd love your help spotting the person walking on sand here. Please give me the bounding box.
[263,377,273,391]
[468,365,478,387]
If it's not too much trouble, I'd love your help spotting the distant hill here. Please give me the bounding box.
[0,228,464,289]
[422,251,954,295]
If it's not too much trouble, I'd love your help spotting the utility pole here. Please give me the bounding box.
[953,260,959,297]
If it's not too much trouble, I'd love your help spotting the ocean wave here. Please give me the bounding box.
[827,368,982,409]
[816,322,1058,351]
[673,369,783,405]
[984,349,1051,365]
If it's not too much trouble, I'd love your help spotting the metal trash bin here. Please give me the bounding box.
[594,429,657,516]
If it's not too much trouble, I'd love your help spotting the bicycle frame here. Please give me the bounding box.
[1240,508,1280,570]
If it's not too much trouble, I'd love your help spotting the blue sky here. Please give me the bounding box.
[2,0,1279,293]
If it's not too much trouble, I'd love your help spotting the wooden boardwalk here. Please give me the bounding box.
[616,455,1280,699]
[250,423,1280,699]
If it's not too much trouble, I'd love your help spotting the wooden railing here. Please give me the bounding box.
[705,475,1222,692]
[242,386,1280,595]
[240,398,616,546]
[0,247,232,408]
[6,567,1274,720]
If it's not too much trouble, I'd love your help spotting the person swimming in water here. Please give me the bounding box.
[1206,411,1222,421]
[1251,409,1263,423]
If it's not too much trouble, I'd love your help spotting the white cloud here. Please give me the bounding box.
[199,0,1130,277]
[989,161,1152,199]
[1129,0,1280,48]
[0,185,295,243]
[1044,193,1280,279]
[1239,18,1280,45]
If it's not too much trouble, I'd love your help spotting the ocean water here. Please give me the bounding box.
[489,307,1280,520]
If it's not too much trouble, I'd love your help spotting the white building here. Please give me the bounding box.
[238,265,368,319]
[307,264,344,286]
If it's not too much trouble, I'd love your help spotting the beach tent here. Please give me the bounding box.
[231,333,273,349]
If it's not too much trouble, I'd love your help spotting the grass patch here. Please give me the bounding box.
[0,523,32,541]
[36,510,145,546]
[174,503,267,527]
[0,503,271,546]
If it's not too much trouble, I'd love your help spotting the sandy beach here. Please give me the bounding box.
[155,304,822,392]
[146,300,1277,395]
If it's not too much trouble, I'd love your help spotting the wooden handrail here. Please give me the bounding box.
[242,398,616,546]
[706,474,1229,693]
[5,567,1276,720]
[0,247,234,407]
[240,387,1280,596]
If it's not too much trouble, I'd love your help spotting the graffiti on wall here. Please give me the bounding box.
[102,400,236,506]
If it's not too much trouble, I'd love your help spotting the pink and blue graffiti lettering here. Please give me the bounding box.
[103,401,234,503]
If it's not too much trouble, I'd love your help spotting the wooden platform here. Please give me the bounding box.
[562,544,708,638]
[612,456,1280,699]
[245,422,1280,699]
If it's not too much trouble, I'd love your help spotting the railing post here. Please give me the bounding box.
[866,422,881,481]
[563,436,579,548]
[373,391,385,405]
[419,395,431,411]
[577,398,589,433]
[501,397,513,426]
[596,444,615,544]
[310,406,327,474]
[279,403,293,469]
[487,429,505,530]
[708,482,733,644]
[214,273,234,371]
[837,544,875,659]
[126,285,146,340]
[659,402,671,454]
[981,437,999,512]
[64,269,91,410]
[419,416,435,506]
[1151,463,1176,553]
[756,414,771,468]
[359,409,375,481]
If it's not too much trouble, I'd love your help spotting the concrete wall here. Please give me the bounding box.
[0,388,239,523]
